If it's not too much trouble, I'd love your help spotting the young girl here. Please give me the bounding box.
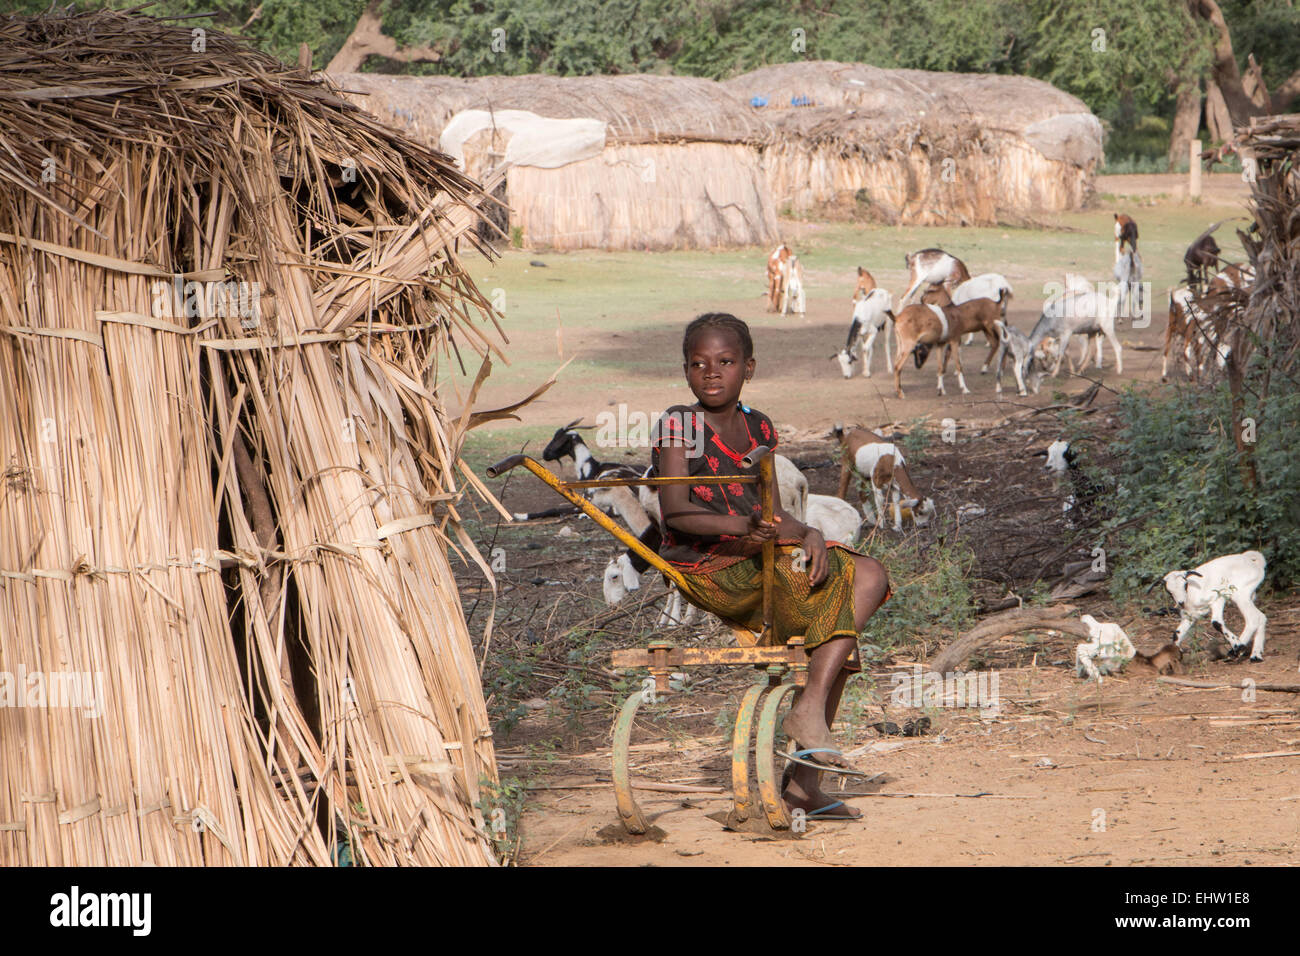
[651,313,891,820]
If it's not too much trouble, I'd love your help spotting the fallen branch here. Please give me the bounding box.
[1158,677,1300,693]
[1230,750,1300,760]
[928,605,1084,674]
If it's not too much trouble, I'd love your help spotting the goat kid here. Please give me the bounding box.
[992,319,1048,396]
[1162,550,1268,662]
[833,288,894,378]
[1075,614,1136,682]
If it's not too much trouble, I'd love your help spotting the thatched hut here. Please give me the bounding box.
[722,62,1103,225]
[0,11,506,865]
[336,73,779,251]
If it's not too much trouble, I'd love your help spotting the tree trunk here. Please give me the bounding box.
[1205,79,1234,144]
[1271,69,1300,113]
[1195,0,1269,128]
[1168,77,1203,170]
[325,0,443,74]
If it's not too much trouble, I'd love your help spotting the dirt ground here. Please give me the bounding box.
[456,175,1298,867]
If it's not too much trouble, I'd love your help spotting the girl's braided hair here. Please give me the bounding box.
[682,312,753,362]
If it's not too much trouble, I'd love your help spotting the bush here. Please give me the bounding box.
[1104,379,1300,600]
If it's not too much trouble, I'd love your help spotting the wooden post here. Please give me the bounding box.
[759,454,775,640]
[1189,139,1202,199]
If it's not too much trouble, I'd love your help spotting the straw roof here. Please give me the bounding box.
[337,72,772,146]
[724,61,1103,167]
[1,10,506,865]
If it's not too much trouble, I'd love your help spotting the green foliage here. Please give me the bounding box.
[1104,377,1300,602]
[856,523,977,649]
[475,775,527,863]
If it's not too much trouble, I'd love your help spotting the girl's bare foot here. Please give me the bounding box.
[782,700,849,767]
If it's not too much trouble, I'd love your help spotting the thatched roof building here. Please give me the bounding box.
[725,62,1102,225]
[337,73,779,250]
[1,10,505,865]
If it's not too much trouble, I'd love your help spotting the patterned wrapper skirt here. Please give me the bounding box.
[677,542,881,673]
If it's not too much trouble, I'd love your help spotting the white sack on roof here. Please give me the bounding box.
[440,108,607,170]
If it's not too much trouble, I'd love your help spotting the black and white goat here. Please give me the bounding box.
[833,289,894,378]
[513,421,646,524]
[1162,550,1268,662]
[1036,439,1105,528]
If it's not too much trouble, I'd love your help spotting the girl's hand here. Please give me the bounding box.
[801,527,828,586]
[739,512,778,547]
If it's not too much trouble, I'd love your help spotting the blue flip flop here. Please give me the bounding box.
[804,800,862,821]
[777,748,871,777]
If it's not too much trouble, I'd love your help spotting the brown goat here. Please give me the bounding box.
[853,266,877,301]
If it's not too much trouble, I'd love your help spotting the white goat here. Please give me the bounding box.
[1113,249,1144,320]
[603,554,640,604]
[1163,551,1268,662]
[834,289,894,378]
[954,273,1013,348]
[780,255,806,315]
[804,493,863,545]
[1074,614,1136,682]
[1026,284,1122,378]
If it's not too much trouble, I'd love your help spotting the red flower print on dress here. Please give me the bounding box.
[727,483,744,497]
[760,419,771,441]
[693,485,714,501]
[706,455,720,473]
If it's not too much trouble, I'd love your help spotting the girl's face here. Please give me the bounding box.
[684,329,755,410]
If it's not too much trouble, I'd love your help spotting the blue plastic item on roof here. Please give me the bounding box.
[750,95,768,107]
[791,94,812,107]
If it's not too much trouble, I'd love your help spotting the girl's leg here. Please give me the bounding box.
[783,555,889,769]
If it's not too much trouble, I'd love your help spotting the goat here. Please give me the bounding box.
[833,288,894,378]
[1074,614,1136,682]
[833,425,935,532]
[512,422,650,524]
[780,254,806,315]
[920,287,1002,375]
[1113,248,1144,320]
[1162,550,1268,662]
[603,553,641,604]
[1113,213,1138,263]
[804,493,863,545]
[1209,262,1254,293]
[1024,285,1122,379]
[852,266,877,301]
[1128,642,1184,676]
[899,248,970,306]
[766,243,791,312]
[1184,225,1223,293]
[954,273,1013,347]
[992,319,1048,396]
[1163,289,1206,382]
[1035,439,1105,528]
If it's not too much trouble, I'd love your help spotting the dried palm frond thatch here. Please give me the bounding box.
[0,9,508,865]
